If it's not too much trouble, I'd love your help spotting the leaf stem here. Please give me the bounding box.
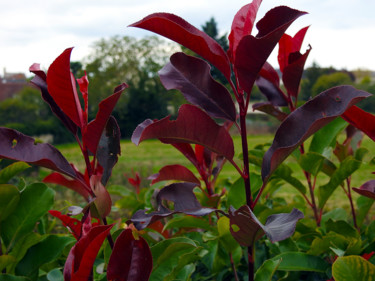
[346,178,358,230]
[230,252,240,281]
[103,217,114,250]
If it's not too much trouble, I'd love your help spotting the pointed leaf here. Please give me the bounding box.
[228,0,262,59]
[353,180,375,200]
[332,256,375,281]
[234,7,307,93]
[47,48,84,128]
[255,259,281,281]
[129,13,231,81]
[271,252,329,272]
[107,228,152,281]
[0,184,20,222]
[29,63,78,134]
[262,86,370,181]
[0,127,76,178]
[49,210,82,239]
[0,162,30,184]
[159,52,236,121]
[171,143,198,167]
[83,84,127,155]
[342,105,375,141]
[252,102,288,121]
[132,104,234,160]
[90,175,112,218]
[149,164,201,185]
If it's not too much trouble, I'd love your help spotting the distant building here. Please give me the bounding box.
[0,68,28,101]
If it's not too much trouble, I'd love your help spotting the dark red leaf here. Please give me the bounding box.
[77,73,89,126]
[107,228,152,281]
[278,26,309,72]
[129,13,231,81]
[131,104,234,160]
[64,224,113,281]
[341,105,375,141]
[159,52,236,121]
[47,48,85,128]
[90,175,112,218]
[0,127,76,178]
[83,84,127,155]
[353,180,375,200]
[262,86,371,181]
[29,63,78,134]
[49,210,82,239]
[171,143,198,167]
[228,0,262,60]
[234,6,306,93]
[149,164,201,185]
[252,102,288,121]
[43,172,92,200]
[131,182,218,230]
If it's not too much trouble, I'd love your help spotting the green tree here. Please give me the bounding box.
[311,71,353,97]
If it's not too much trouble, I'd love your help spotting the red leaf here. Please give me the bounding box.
[77,73,89,126]
[131,104,234,160]
[43,172,92,200]
[341,105,375,141]
[64,224,113,281]
[262,86,371,181]
[49,210,82,239]
[90,175,112,218]
[353,180,375,200]
[278,26,309,72]
[234,6,306,93]
[228,0,262,60]
[47,48,84,128]
[252,102,288,121]
[171,143,198,167]
[149,164,201,185]
[107,228,152,281]
[83,83,127,155]
[129,13,231,81]
[159,52,236,121]
[0,127,76,178]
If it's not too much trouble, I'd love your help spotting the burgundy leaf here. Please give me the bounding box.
[262,86,371,181]
[96,116,121,186]
[47,47,85,128]
[129,13,231,81]
[149,164,201,185]
[64,224,113,281]
[131,182,217,230]
[83,83,127,155]
[252,102,288,121]
[341,105,375,141]
[43,172,92,200]
[49,210,82,239]
[353,180,375,200]
[0,127,76,178]
[107,228,152,281]
[282,46,311,98]
[171,143,198,167]
[278,26,309,73]
[90,175,112,218]
[76,73,89,125]
[29,63,78,134]
[159,52,236,121]
[228,0,262,60]
[234,7,306,93]
[131,104,234,160]
[229,205,303,246]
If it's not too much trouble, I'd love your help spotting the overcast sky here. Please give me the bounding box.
[1,0,375,76]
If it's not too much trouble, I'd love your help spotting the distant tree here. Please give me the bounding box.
[311,72,353,97]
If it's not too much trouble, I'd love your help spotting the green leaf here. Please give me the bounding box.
[318,156,362,209]
[15,235,74,277]
[1,183,55,249]
[255,258,281,281]
[356,196,374,227]
[332,256,375,281]
[0,162,30,184]
[298,152,325,176]
[46,268,64,281]
[0,275,30,281]
[0,184,20,222]
[309,118,348,155]
[272,164,306,195]
[0,256,16,272]
[163,216,213,232]
[271,252,329,272]
[227,174,261,209]
[321,208,348,228]
[217,216,239,254]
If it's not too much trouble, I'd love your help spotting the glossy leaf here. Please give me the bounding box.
[64,224,113,281]
[96,116,121,186]
[342,105,375,141]
[132,104,234,160]
[234,6,306,93]
[149,164,200,185]
[159,52,236,121]
[129,13,231,81]
[131,182,217,230]
[107,228,152,281]
[262,86,370,181]
[29,63,78,135]
[83,84,127,155]
[0,184,20,222]
[0,162,30,184]
[0,127,76,178]
[1,183,54,248]
[46,48,84,128]
[271,252,329,272]
[353,180,375,200]
[332,256,375,281]
[254,259,281,281]
[228,0,262,60]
